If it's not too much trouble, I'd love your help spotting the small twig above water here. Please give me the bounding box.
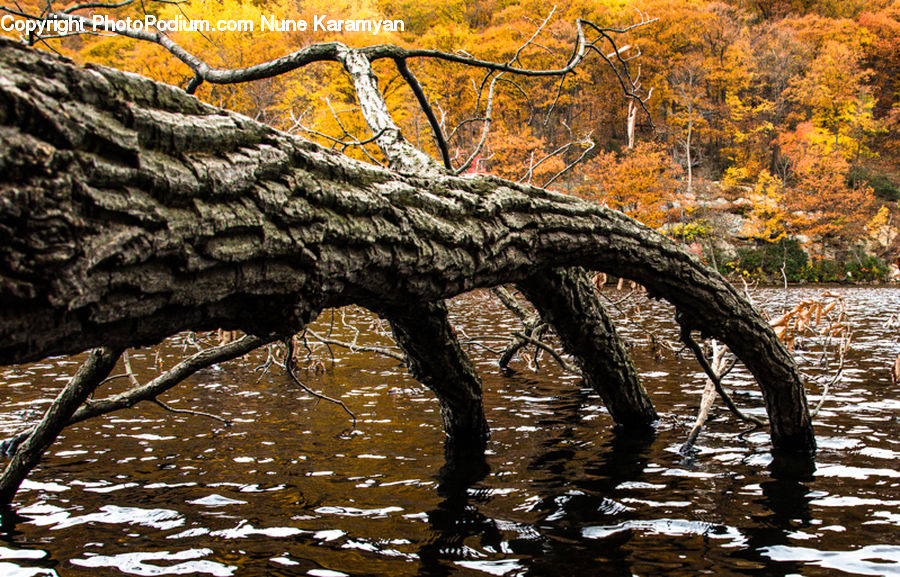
[512,331,581,375]
[152,398,231,426]
[306,328,406,363]
[283,338,357,428]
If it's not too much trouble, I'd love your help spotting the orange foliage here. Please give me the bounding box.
[5,0,895,255]
[778,122,876,243]
[577,142,684,228]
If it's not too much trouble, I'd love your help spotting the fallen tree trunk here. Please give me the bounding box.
[0,40,814,453]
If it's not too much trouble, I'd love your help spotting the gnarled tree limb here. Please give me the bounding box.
[0,40,814,453]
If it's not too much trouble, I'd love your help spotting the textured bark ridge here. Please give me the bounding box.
[0,40,814,453]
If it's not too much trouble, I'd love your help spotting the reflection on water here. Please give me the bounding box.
[1,287,899,576]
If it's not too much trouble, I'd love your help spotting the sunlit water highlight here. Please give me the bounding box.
[0,287,898,576]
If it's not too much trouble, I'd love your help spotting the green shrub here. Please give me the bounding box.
[848,166,900,201]
[727,240,889,283]
[844,253,889,282]
[732,238,808,282]
[801,258,842,283]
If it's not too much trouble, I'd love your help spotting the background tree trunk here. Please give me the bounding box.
[0,40,814,453]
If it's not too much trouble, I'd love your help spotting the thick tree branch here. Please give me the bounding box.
[384,302,489,448]
[519,268,657,427]
[0,40,814,452]
[0,346,122,503]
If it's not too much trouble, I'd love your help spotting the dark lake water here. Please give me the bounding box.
[1,287,898,576]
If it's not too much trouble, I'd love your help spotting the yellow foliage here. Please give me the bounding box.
[865,205,897,250]
[3,0,893,257]
[578,142,684,228]
[743,170,787,242]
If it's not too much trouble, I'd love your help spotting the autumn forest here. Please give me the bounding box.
[6,0,899,282]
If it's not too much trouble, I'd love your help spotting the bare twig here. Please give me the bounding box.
[458,339,504,355]
[6,3,656,177]
[542,137,596,188]
[283,338,356,427]
[681,329,765,427]
[597,287,682,354]
[512,331,581,374]
[455,72,501,175]
[305,328,406,363]
[253,343,283,380]
[152,398,230,425]
[122,349,142,388]
[810,331,848,418]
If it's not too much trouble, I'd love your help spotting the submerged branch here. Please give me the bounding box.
[681,330,766,428]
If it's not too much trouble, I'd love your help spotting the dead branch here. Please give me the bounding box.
[680,340,740,454]
[490,286,554,370]
[455,72,501,175]
[809,329,849,418]
[305,328,406,363]
[596,284,681,355]
[542,137,596,188]
[0,346,123,503]
[283,338,356,427]
[681,329,766,428]
[394,58,452,170]
[3,0,655,177]
[512,331,581,375]
[153,398,230,425]
[0,335,267,457]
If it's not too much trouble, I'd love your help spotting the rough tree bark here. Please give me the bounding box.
[384,302,490,448]
[518,267,656,427]
[0,40,815,453]
[341,46,654,437]
[340,49,494,446]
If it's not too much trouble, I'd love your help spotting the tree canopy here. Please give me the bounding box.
[5,0,893,257]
